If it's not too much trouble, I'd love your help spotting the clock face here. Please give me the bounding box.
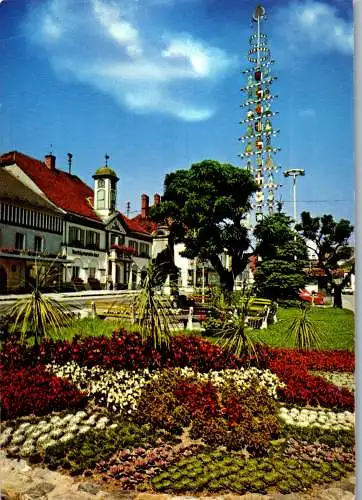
[98,179,105,188]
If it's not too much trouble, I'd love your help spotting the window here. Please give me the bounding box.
[86,230,100,249]
[187,269,193,286]
[139,242,149,257]
[110,233,125,246]
[72,266,80,279]
[15,232,25,250]
[97,189,105,209]
[34,236,43,252]
[69,226,85,247]
[128,240,139,253]
[89,267,96,279]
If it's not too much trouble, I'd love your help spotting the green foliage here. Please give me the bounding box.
[253,213,308,301]
[285,304,325,350]
[149,160,257,291]
[133,263,179,349]
[6,260,73,349]
[208,287,260,360]
[43,422,163,474]
[296,212,354,308]
[282,424,355,451]
[151,448,352,494]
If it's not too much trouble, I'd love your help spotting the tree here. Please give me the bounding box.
[253,212,308,301]
[149,160,257,291]
[296,212,354,308]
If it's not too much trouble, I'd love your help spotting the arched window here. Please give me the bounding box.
[97,189,105,209]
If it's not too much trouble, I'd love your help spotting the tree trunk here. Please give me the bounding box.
[220,270,234,292]
[333,285,343,309]
[209,255,235,292]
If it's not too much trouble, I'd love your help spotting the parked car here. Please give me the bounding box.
[298,288,325,305]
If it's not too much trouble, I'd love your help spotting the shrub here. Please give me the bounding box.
[0,365,87,420]
[137,371,280,453]
[135,370,219,433]
[190,379,280,453]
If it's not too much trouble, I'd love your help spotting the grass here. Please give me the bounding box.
[47,317,125,341]
[247,307,355,351]
[8,306,355,352]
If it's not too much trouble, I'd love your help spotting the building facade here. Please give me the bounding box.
[0,151,152,293]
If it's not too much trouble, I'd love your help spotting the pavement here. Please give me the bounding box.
[342,294,355,313]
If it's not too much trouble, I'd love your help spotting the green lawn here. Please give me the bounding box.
[27,306,355,353]
[248,307,355,351]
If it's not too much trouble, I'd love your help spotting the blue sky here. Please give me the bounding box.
[0,0,354,223]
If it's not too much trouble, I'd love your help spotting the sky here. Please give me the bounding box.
[0,0,354,224]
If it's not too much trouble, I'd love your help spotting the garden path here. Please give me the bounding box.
[0,451,355,500]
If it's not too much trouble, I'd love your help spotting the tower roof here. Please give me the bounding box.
[93,166,119,179]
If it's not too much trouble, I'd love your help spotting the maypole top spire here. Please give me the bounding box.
[252,4,266,22]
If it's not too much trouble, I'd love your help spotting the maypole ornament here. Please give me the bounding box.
[239,4,281,223]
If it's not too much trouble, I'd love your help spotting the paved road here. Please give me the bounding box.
[342,293,355,313]
[0,291,138,316]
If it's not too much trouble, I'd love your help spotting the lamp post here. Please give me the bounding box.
[283,169,305,223]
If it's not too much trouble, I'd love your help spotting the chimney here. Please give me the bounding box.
[154,193,161,206]
[44,154,56,171]
[141,194,149,218]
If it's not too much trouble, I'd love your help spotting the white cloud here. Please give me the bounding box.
[24,0,235,121]
[162,36,231,78]
[91,0,142,56]
[274,1,353,57]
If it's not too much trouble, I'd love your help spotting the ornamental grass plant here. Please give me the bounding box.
[133,263,180,349]
[5,258,74,357]
[284,304,325,350]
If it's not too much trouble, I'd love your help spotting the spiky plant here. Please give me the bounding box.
[6,258,73,353]
[214,284,259,361]
[285,303,324,350]
[133,262,180,349]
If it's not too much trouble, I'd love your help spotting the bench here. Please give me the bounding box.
[90,301,136,320]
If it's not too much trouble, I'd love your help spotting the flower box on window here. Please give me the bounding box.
[111,244,138,256]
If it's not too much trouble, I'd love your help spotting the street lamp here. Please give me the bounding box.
[283,169,305,223]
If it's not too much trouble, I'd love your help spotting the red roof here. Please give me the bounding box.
[123,214,153,236]
[130,214,158,234]
[0,151,101,222]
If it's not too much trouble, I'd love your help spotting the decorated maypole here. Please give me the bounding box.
[239,4,280,224]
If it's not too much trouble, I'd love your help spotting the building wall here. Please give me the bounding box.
[0,223,62,254]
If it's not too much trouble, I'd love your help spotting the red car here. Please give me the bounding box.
[298,289,325,305]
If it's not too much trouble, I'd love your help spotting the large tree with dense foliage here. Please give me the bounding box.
[253,212,309,301]
[295,212,354,308]
[149,160,257,291]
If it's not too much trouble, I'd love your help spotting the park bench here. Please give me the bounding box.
[90,302,136,320]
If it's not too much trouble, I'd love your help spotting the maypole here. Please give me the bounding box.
[239,4,280,224]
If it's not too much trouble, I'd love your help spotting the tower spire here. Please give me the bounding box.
[239,4,280,224]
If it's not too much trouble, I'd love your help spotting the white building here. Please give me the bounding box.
[0,151,152,293]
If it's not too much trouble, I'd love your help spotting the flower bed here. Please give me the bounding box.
[0,330,355,495]
[0,365,87,420]
[279,406,354,430]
